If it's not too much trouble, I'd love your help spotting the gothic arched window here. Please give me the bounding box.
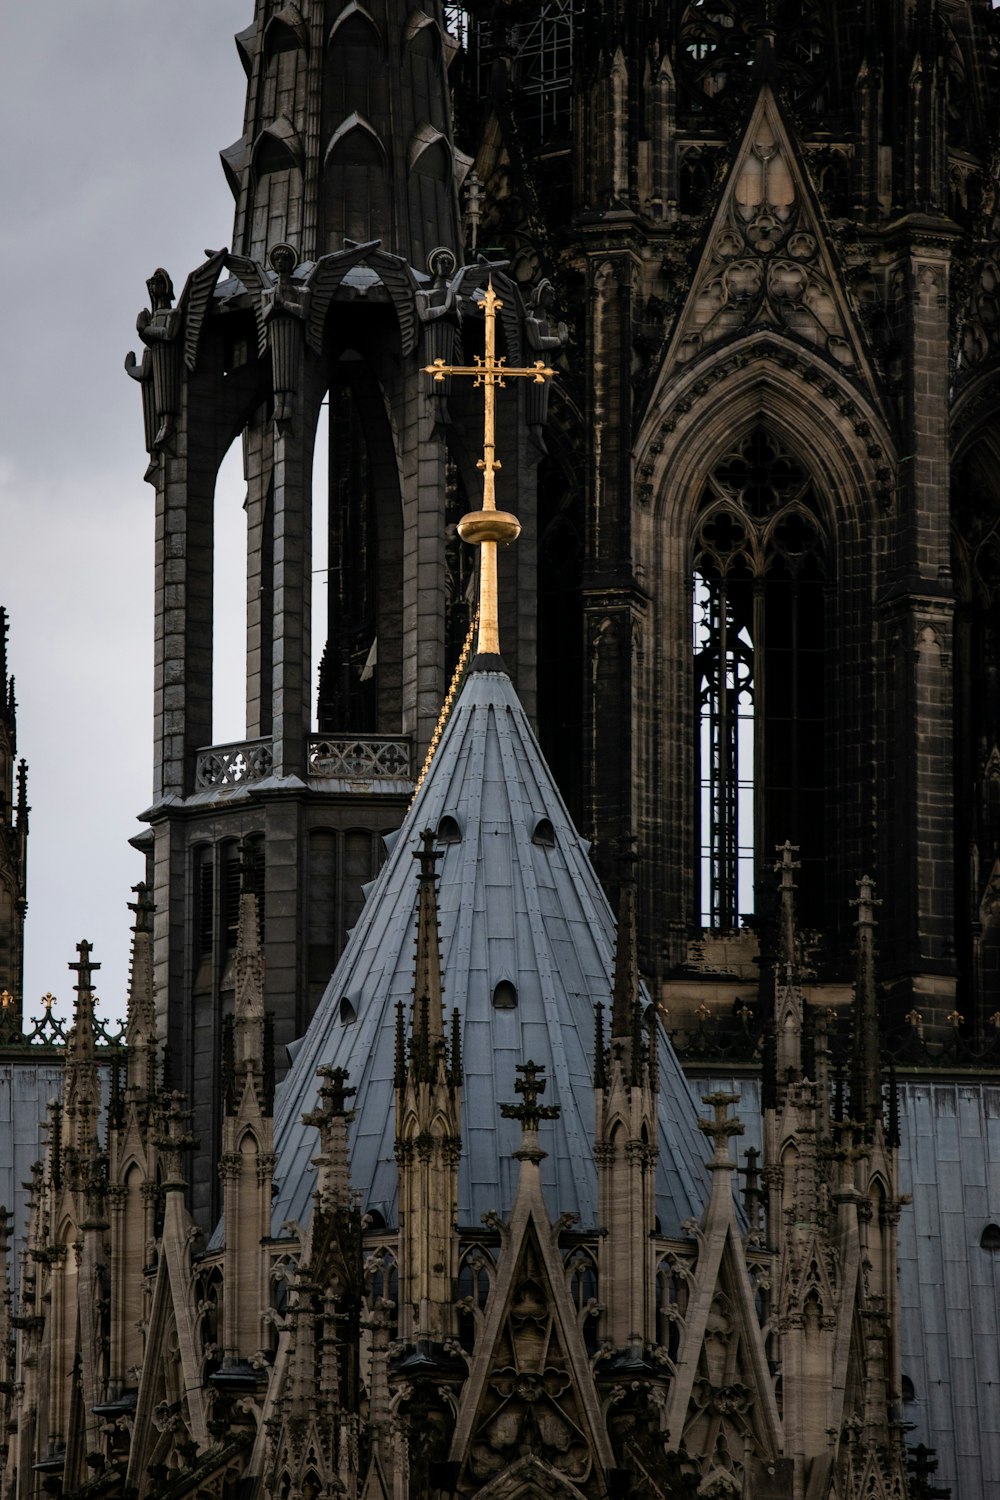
[952,445,1000,1032]
[692,428,827,928]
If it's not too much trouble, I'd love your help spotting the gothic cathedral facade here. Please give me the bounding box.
[5,4,1000,1499]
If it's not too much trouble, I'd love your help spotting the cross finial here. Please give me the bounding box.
[423,278,555,659]
[500,1060,560,1140]
[415,826,443,881]
[68,940,100,995]
[698,1090,744,1163]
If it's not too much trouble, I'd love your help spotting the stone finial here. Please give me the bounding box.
[463,168,483,252]
[611,839,641,1045]
[698,1090,744,1166]
[125,886,157,1080]
[304,1065,357,1211]
[155,1092,198,1190]
[501,1060,560,1163]
[65,942,102,1160]
[774,840,800,976]
[15,758,27,827]
[127,881,154,936]
[409,829,447,1083]
[68,939,100,1002]
[739,1144,762,1231]
[594,1001,607,1090]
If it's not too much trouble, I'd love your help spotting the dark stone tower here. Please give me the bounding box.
[131,0,1000,1219]
[129,0,548,1222]
[450,0,1000,1034]
[0,607,28,1028]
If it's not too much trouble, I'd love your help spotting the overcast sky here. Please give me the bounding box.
[2,2,251,1022]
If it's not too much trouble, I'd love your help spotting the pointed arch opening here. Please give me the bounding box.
[328,3,382,50]
[263,9,309,62]
[692,426,828,929]
[953,430,1000,1036]
[409,133,451,182]
[311,359,403,738]
[251,118,304,182]
[321,116,391,273]
[636,353,885,965]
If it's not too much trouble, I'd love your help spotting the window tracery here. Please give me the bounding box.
[692,428,827,929]
[678,2,829,117]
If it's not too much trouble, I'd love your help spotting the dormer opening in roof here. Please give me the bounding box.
[491,979,517,1011]
[437,812,461,843]
[423,279,555,669]
[981,1222,1000,1251]
[531,815,556,847]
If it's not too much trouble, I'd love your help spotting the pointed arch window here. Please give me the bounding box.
[693,428,828,928]
[952,444,1000,1030]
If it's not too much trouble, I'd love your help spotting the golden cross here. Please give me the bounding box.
[423,279,555,657]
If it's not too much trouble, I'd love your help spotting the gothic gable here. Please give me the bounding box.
[667,1221,781,1498]
[456,1222,601,1492]
[653,85,878,402]
[126,1255,203,1494]
[449,1177,614,1498]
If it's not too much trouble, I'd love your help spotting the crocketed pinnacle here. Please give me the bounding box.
[610,847,642,1066]
[409,829,448,1083]
[849,874,883,1134]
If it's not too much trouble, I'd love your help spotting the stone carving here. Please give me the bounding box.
[676,1,828,118]
[468,1234,592,1486]
[956,250,1000,377]
[125,251,228,476]
[667,94,863,379]
[523,279,567,440]
[195,739,274,789]
[226,244,307,434]
[307,735,411,781]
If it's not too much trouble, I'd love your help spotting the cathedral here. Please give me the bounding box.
[3,2,1000,1497]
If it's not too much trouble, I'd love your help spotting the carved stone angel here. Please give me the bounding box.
[524,278,567,441]
[125,268,179,471]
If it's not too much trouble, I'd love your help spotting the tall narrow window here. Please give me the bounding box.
[693,429,827,928]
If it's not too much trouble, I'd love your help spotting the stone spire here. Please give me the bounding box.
[595,855,659,1358]
[773,841,807,1091]
[107,888,160,1407]
[394,833,461,1346]
[231,888,271,1108]
[64,941,102,1169]
[0,606,28,1020]
[849,874,883,1136]
[407,829,447,1080]
[303,1064,356,1214]
[226,0,463,268]
[217,886,276,1381]
[124,883,157,1095]
[609,845,643,1074]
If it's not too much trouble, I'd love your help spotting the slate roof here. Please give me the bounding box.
[685,1072,1000,1500]
[896,1081,1000,1500]
[270,666,713,1237]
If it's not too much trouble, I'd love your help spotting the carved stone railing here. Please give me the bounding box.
[193,735,413,790]
[195,738,274,789]
[307,735,412,781]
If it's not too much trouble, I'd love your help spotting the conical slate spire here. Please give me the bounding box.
[270,667,712,1237]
